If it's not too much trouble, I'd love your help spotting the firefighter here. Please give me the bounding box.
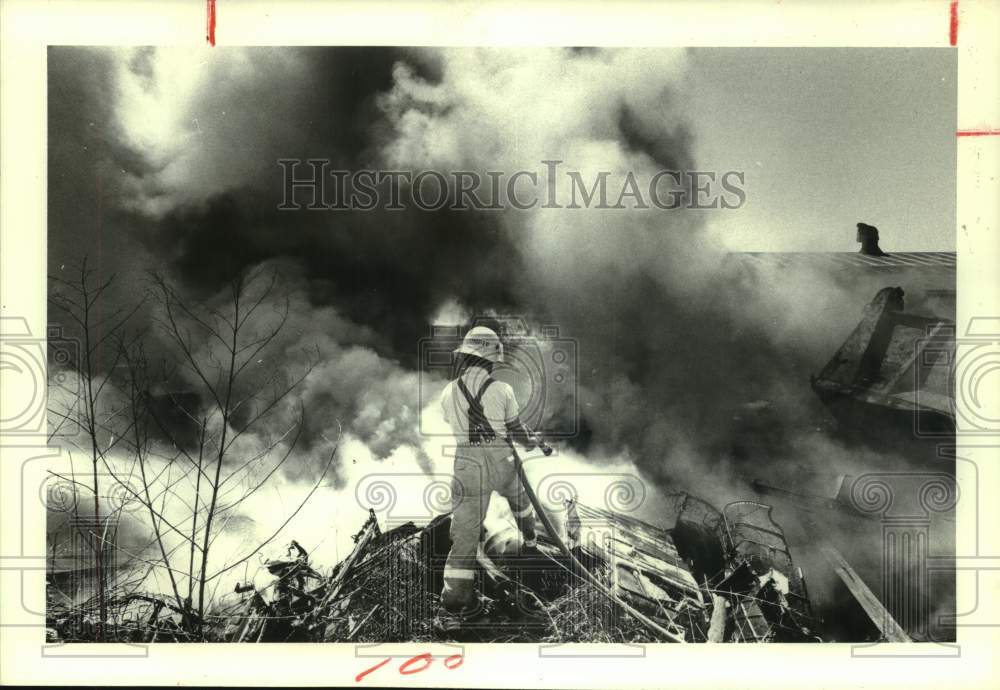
[434,325,541,634]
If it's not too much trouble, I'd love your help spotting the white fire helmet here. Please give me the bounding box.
[454,326,505,363]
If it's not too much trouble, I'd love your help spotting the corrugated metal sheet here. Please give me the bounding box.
[565,501,706,633]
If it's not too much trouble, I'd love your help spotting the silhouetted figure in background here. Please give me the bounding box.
[856,222,888,256]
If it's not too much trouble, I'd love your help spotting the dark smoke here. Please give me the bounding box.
[47,47,953,636]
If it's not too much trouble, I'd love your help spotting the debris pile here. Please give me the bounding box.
[205,492,821,643]
[541,577,651,643]
[47,493,826,643]
[47,589,199,643]
[303,515,439,642]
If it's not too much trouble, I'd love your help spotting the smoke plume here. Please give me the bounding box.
[47,47,953,633]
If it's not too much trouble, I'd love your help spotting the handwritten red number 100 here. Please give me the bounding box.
[355,653,464,682]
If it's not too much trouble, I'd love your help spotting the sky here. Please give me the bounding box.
[686,48,956,252]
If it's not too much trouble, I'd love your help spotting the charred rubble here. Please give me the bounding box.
[50,493,823,643]
[48,486,921,644]
[205,493,823,643]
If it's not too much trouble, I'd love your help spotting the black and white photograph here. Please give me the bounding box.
[41,44,959,645]
[1,2,998,688]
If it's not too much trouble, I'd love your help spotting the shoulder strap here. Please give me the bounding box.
[474,377,494,404]
[456,376,494,407]
[456,378,475,407]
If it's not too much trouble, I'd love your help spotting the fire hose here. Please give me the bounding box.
[507,434,687,643]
